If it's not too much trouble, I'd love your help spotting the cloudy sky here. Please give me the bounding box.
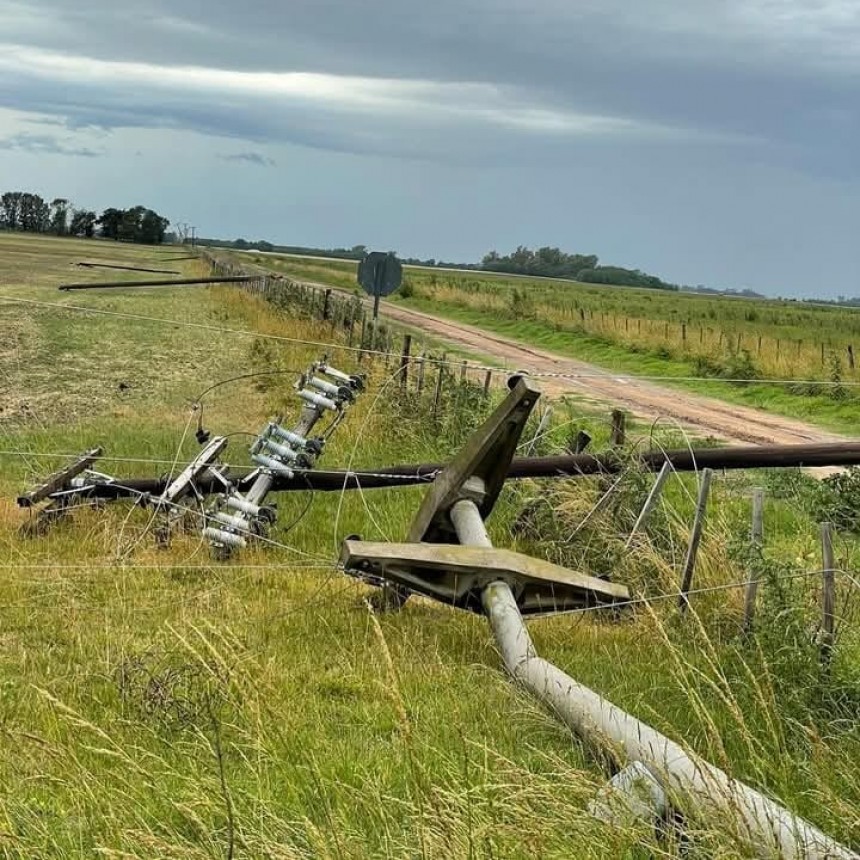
[1,1,858,296]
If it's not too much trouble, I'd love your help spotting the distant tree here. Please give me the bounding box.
[98,208,123,240]
[18,193,49,232]
[0,191,23,230]
[138,208,169,244]
[69,208,97,238]
[50,198,70,235]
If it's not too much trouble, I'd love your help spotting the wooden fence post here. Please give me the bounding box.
[432,363,444,418]
[322,288,332,321]
[460,361,468,383]
[820,522,835,665]
[417,354,426,394]
[483,369,493,396]
[678,468,713,613]
[848,345,855,370]
[742,488,765,634]
[610,409,626,447]
[399,334,412,388]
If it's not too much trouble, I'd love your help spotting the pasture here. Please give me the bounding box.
[0,233,858,857]
[248,251,860,433]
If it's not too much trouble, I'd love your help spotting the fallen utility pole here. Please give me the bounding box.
[56,440,860,503]
[342,378,857,860]
[75,262,181,274]
[58,275,263,291]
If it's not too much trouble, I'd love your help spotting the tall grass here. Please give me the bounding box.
[1,235,858,857]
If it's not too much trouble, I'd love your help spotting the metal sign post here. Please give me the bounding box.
[357,252,402,320]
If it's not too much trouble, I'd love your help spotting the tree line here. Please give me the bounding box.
[481,246,678,290]
[0,191,170,245]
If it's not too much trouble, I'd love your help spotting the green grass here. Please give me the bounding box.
[392,295,860,435]
[233,250,860,436]
[1,234,859,857]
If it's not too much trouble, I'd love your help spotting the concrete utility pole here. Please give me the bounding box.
[343,378,857,860]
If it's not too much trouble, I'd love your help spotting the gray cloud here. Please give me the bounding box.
[218,151,276,167]
[0,1,856,177]
[0,130,100,157]
[0,0,857,296]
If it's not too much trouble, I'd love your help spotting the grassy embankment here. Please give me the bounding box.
[0,234,858,857]
[251,252,860,435]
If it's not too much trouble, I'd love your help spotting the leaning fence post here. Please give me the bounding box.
[399,334,412,388]
[678,468,713,612]
[625,460,672,549]
[820,522,836,665]
[483,369,492,396]
[742,488,765,634]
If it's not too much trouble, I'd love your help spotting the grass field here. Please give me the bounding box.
[243,251,860,434]
[1,234,859,857]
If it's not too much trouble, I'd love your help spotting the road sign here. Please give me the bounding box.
[358,252,402,298]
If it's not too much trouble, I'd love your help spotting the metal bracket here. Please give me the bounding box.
[17,447,107,537]
[342,540,628,616]
[17,447,104,508]
[407,375,540,543]
[349,375,630,615]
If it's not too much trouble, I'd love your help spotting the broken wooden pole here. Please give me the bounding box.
[678,468,713,612]
[75,262,180,274]
[62,439,860,501]
[59,276,261,290]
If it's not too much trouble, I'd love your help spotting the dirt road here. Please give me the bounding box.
[369,299,846,447]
